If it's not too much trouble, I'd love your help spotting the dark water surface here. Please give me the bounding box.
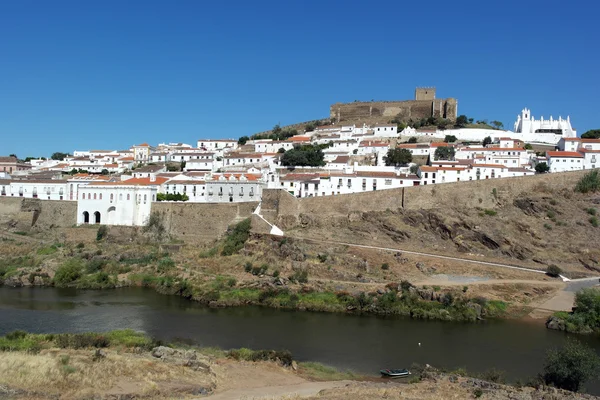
[1,287,599,393]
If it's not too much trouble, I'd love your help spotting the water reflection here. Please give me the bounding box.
[0,286,599,394]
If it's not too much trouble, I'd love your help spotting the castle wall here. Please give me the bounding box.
[330,99,457,123]
[259,170,589,231]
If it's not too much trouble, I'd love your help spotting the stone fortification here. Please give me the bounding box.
[256,170,588,233]
[0,197,77,232]
[330,98,457,124]
[152,201,258,242]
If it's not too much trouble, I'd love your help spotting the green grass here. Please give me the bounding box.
[483,209,497,216]
[106,329,153,348]
[218,288,261,303]
[299,362,357,381]
[575,170,600,193]
[36,244,59,256]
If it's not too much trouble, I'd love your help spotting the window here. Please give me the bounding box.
[99,194,102,200]
[239,187,244,196]
[119,194,123,201]
[385,179,392,185]
[219,187,223,196]
[110,194,114,202]
[249,187,254,197]
[82,193,85,199]
[143,194,147,204]
[127,194,130,200]
[93,193,97,200]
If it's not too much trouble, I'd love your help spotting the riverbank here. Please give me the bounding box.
[0,330,596,400]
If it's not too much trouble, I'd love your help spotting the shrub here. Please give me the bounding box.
[76,242,85,249]
[546,210,556,219]
[317,254,328,263]
[221,218,251,256]
[400,280,414,292]
[157,256,175,273]
[590,217,599,228]
[542,339,600,392]
[549,199,558,206]
[260,264,269,275]
[244,262,253,273]
[251,266,262,276]
[56,333,110,349]
[86,257,106,274]
[96,225,108,241]
[272,270,280,278]
[575,170,600,194]
[143,211,167,241]
[483,209,497,216]
[37,245,58,255]
[199,247,218,258]
[54,259,84,286]
[546,265,562,277]
[289,269,308,283]
[381,263,389,270]
[587,208,597,216]
[544,223,553,230]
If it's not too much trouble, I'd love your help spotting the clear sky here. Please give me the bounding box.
[0,0,597,157]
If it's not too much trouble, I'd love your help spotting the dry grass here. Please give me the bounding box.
[0,348,213,398]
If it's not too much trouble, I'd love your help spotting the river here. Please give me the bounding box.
[1,286,600,393]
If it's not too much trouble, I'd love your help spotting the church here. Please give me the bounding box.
[513,108,577,144]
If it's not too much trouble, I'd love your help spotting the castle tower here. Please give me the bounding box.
[415,87,436,101]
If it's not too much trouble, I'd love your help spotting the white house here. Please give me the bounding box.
[197,139,238,152]
[77,178,158,226]
[205,173,263,203]
[546,151,584,173]
[132,143,152,163]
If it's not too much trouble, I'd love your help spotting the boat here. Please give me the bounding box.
[380,368,411,378]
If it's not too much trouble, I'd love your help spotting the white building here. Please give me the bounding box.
[546,151,585,173]
[197,139,238,152]
[132,143,152,163]
[514,108,576,141]
[205,173,263,203]
[77,178,158,226]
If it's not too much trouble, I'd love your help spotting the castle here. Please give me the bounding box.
[330,87,458,123]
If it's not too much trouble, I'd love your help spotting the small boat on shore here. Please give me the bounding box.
[380,368,410,378]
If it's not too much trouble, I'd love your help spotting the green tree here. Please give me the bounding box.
[280,145,325,167]
[384,148,412,167]
[491,120,504,130]
[535,162,550,174]
[443,135,457,143]
[542,339,600,392]
[100,169,109,175]
[238,136,249,145]
[51,152,70,161]
[9,154,17,159]
[277,147,286,153]
[482,136,492,147]
[524,143,533,150]
[455,115,469,128]
[434,146,455,161]
[407,137,418,144]
[581,130,600,139]
[272,124,282,136]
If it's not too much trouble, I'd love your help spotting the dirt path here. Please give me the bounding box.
[291,237,547,275]
[414,278,564,287]
[206,380,353,400]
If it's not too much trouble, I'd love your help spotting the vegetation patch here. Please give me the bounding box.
[575,170,600,193]
[221,219,251,256]
[549,288,600,333]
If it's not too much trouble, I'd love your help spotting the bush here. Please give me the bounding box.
[86,257,106,274]
[544,223,553,230]
[76,242,85,249]
[96,225,108,241]
[221,219,251,256]
[157,256,175,273]
[546,265,562,277]
[483,209,497,216]
[317,254,328,263]
[542,339,600,392]
[590,217,599,227]
[546,210,556,219]
[244,262,253,273]
[587,208,597,216]
[289,269,308,283]
[381,263,389,270]
[54,259,84,286]
[272,270,280,278]
[575,170,600,194]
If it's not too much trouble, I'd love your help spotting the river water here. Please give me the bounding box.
[1,287,599,393]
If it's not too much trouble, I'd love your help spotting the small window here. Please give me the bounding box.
[127,194,130,200]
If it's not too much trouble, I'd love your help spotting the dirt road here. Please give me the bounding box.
[206,380,353,400]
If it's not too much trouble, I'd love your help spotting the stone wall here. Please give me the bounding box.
[152,201,258,242]
[330,99,457,123]
[0,197,77,232]
[259,170,588,230]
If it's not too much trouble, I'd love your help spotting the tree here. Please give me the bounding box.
[51,152,70,161]
[581,130,600,139]
[280,145,325,167]
[434,146,455,161]
[9,154,17,159]
[468,118,474,124]
[407,137,418,144]
[535,162,550,174]
[546,264,562,277]
[482,136,492,147]
[277,147,286,153]
[409,165,419,174]
[542,339,600,392]
[491,120,504,130]
[455,115,469,128]
[238,136,249,145]
[384,148,412,167]
[444,135,457,143]
[100,169,109,175]
[524,143,533,150]
[272,124,282,136]
[180,161,186,171]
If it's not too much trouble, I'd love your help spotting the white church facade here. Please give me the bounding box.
[402,107,577,145]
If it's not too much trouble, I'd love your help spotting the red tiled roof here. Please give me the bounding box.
[547,151,584,158]
[91,177,169,186]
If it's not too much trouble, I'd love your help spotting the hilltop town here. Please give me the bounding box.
[0,88,597,228]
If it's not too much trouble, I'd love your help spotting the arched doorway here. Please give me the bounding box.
[94,211,101,224]
[107,206,116,225]
[83,211,90,224]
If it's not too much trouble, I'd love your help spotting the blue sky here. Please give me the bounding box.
[0,0,596,157]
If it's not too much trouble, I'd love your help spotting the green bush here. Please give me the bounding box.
[544,223,553,230]
[157,256,175,273]
[221,219,251,256]
[575,170,600,194]
[199,247,218,258]
[546,210,556,219]
[289,269,308,283]
[272,270,280,278]
[244,261,253,272]
[590,217,599,227]
[317,254,328,263]
[587,208,597,216]
[483,209,497,216]
[546,265,562,277]
[76,242,85,249]
[381,263,389,270]
[37,245,58,255]
[542,339,600,392]
[96,225,108,241]
[85,258,106,274]
[53,259,84,286]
